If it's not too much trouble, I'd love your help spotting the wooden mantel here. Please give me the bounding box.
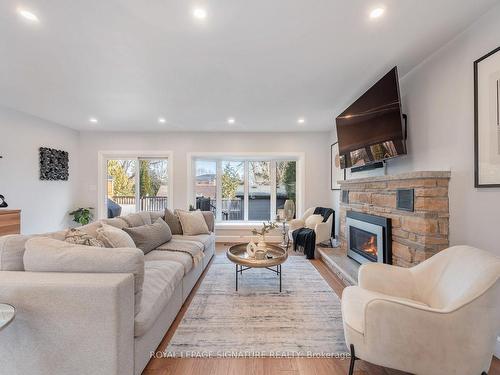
[0,210,21,236]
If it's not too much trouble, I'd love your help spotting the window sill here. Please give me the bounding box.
[215,221,273,230]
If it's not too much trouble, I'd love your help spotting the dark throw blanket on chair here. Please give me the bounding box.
[313,207,335,238]
[292,228,316,259]
[292,207,335,259]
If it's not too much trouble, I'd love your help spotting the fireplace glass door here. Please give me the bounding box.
[349,226,378,262]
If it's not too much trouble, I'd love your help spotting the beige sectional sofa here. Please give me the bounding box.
[0,210,216,375]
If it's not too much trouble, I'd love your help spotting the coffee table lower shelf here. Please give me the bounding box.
[235,264,282,292]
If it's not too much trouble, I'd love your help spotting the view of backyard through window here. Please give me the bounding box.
[194,158,296,222]
[106,158,168,217]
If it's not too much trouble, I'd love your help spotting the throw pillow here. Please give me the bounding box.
[101,217,129,229]
[64,228,105,247]
[164,208,183,235]
[97,224,136,248]
[176,210,210,236]
[123,218,172,254]
[121,212,152,227]
[305,214,324,230]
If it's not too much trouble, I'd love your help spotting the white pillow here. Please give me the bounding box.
[176,210,210,236]
[305,214,323,229]
[97,223,136,248]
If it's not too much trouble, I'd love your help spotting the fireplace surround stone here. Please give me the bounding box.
[339,171,450,267]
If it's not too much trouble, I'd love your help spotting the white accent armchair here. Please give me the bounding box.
[288,207,333,245]
[342,245,500,375]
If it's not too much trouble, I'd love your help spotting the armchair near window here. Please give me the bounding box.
[342,245,500,375]
[288,207,334,245]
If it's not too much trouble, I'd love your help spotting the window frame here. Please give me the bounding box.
[188,152,304,224]
[97,150,174,219]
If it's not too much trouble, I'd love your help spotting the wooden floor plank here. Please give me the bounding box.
[143,243,500,375]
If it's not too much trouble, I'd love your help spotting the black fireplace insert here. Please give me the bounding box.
[346,211,392,264]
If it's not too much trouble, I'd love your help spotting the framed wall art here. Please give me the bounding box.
[331,142,346,190]
[474,46,500,187]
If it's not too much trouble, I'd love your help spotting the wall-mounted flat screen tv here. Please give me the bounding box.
[335,67,406,169]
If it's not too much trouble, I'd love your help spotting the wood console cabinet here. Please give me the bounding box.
[0,210,21,236]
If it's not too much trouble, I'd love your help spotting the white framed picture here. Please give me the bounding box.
[474,46,500,187]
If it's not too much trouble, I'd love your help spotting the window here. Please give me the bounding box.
[192,156,299,222]
[276,160,296,217]
[99,152,172,219]
[194,160,217,215]
[248,161,270,221]
[221,161,244,221]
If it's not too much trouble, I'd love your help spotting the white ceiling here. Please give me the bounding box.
[0,0,498,132]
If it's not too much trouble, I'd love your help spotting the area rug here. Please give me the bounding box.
[166,254,347,357]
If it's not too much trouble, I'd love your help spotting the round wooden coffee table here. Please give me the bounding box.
[227,243,288,292]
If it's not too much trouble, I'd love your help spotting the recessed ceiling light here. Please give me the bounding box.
[297,117,306,124]
[158,117,166,124]
[193,7,207,20]
[227,117,235,124]
[370,7,385,19]
[89,117,98,124]
[17,8,39,22]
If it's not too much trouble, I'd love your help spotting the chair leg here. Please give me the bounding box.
[348,344,356,375]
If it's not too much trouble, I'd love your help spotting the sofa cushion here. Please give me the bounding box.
[134,260,184,337]
[164,209,183,235]
[78,221,104,238]
[97,224,136,248]
[144,249,193,274]
[149,211,164,223]
[0,231,67,271]
[176,210,209,236]
[121,212,152,227]
[0,235,31,271]
[172,233,215,250]
[24,237,145,314]
[123,218,172,254]
[101,217,129,229]
[201,211,215,232]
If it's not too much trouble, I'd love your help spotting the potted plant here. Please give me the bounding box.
[69,207,94,226]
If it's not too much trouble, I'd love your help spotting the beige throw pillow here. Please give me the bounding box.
[123,218,172,254]
[97,224,136,248]
[176,210,210,236]
[305,214,324,229]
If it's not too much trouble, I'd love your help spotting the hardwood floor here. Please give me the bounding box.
[143,244,500,375]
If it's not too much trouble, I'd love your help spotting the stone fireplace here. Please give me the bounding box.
[339,171,450,268]
[346,211,392,264]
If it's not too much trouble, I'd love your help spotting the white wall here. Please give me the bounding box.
[0,107,80,234]
[391,4,500,254]
[77,131,332,239]
[331,5,500,254]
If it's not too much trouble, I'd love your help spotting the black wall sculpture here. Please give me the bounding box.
[39,147,69,181]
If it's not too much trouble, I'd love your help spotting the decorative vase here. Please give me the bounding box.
[284,199,295,221]
[246,241,257,257]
